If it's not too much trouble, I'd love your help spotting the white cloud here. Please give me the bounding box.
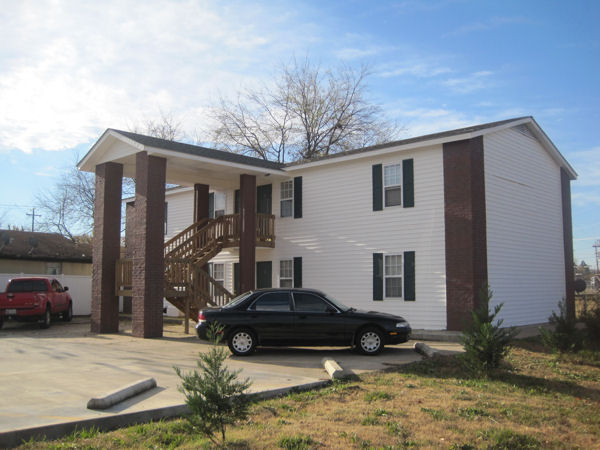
[572,191,600,207]
[384,103,483,138]
[441,70,494,93]
[443,16,529,37]
[378,64,452,78]
[0,0,317,153]
[570,147,600,187]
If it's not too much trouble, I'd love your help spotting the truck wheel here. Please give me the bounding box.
[62,302,73,322]
[40,306,51,329]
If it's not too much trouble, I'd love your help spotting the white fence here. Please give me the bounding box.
[0,274,92,316]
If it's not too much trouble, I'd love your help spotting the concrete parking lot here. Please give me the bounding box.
[0,317,462,445]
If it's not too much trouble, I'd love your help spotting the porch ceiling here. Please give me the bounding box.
[78,129,289,190]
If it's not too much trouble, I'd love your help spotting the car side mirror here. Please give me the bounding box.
[63,286,69,292]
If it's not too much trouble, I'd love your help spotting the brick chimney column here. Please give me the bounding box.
[132,151,166,338]
[239,174,256,293]
[91,162,123,333]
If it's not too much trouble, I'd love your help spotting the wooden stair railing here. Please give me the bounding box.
[116,212,275,328]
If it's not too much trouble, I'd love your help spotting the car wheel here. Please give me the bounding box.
[40,306,51,329]
[0,314,3,330]
[63,302,73,322]
[356,327,384,355]
[227,328,256,356]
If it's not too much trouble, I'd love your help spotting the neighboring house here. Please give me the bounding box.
[0,230,92,276]
[0,230,93,315]
[79,116,576,337]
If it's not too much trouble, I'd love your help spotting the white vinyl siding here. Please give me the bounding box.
[277,145,447,329]
[484,127,566,327]
[163,188,194,241]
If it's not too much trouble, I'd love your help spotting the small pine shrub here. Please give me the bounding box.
[539,299,584,353]
[174,322,252,446]
[460,285,518,376]
[580,306,600,350]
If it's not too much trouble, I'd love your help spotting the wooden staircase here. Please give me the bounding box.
[115,212,275,323]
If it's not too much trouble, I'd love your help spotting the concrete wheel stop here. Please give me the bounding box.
[413,342,439,358]
[321,358,346,380]
[87,378,157,410]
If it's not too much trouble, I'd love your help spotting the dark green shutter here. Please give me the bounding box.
[373,253,383,300]
[293,177,302,218]
[234,189,240,214]
[208,192,215,219]
[233,263,240,295]
[372,164,383,211]
[402,159,414,208]
[404,251,415,301]
[293,257,302,288]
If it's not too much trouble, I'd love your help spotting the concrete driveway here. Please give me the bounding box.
[0,317,461,442]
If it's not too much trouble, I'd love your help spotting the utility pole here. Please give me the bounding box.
[26,208,41,232]
[594,240,600,275]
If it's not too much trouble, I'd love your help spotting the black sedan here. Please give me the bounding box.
[195,288,411,356]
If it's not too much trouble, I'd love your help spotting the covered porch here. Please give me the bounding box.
[78,129,287,338]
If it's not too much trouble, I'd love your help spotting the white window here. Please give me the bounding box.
[280,181,293,217]
[211,263,225,285]
[214,192,226,218]
[46,262,62,275]
[279,260,293,288]
[384,164,402,207]
[384,254,402,298]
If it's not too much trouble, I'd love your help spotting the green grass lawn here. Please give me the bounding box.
[19,339,600,449]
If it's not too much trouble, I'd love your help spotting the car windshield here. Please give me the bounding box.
[222,291,253,309]
[323,293,351,312]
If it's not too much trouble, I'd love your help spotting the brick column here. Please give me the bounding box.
[122,201,135,314]
[132,152,166,338]
[561,168,575,319]
[239,174,256,293]
[91,162,123,333]
[194,184,210,222]
[443,137,488,331]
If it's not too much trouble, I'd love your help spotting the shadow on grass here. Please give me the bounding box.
[397,354,600,402]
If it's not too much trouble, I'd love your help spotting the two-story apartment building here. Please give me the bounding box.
[79,116,576,337]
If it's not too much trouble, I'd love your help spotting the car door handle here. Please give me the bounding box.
[298,315,307,319]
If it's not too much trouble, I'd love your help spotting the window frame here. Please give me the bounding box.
[211,263,225,285]
[383,163,402,208]
[384,254,403,299]
[280,180,293,218]
[279,259,293,288]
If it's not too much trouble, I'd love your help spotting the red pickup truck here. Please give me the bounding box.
[0,277,73,329]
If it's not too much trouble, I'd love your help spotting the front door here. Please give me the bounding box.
[257,184,272,214]
[256,261,272,289]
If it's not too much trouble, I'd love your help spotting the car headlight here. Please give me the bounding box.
[396,322,409,328]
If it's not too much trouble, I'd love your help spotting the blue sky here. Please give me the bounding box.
[0,0,598,265]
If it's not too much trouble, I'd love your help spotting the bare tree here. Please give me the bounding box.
[131,110,184,141]
[210,58,400,162]
[36,114,180,240]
